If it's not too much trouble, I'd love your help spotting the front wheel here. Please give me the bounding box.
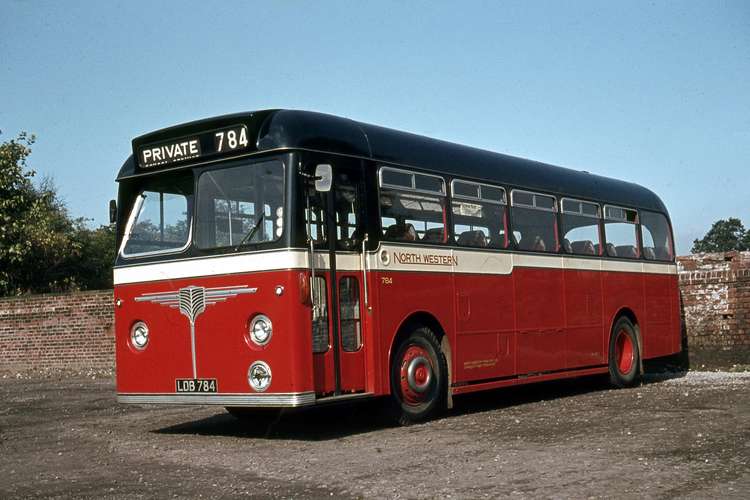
[389,327,448,425]
[608,317,641,388]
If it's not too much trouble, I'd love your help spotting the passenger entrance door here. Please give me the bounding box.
[308,163,368,396]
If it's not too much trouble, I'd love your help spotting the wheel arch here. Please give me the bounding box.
[387,311,453,406]
[610,307,643,375]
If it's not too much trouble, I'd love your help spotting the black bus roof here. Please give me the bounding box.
[118,109,668,214]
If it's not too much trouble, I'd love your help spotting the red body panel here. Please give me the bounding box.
[563,269,605,368]
[116,260,681,401]
[367,265,681,397]
[454,274,515,381]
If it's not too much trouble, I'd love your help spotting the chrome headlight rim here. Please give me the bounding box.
[130,321,149,350]
[247,361,272,392]
[248,314,273,347]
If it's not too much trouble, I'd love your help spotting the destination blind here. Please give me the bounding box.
[136,124,249,169]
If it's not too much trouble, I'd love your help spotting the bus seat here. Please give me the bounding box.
[616,245,638,258]
[385,223,417,242]
[643,247,656,260]
[562,238,572,254]
[489,232,506,249]
[458,230,487,248]
[532,236,547,252]
[571,240,596,255]
[422,227,445,243]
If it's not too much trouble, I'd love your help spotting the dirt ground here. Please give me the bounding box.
[0,371,748,499]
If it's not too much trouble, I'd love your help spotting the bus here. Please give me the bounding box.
[113,110,680,424]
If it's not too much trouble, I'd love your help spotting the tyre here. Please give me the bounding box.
[608,317,641,388]
[389,326,448,425]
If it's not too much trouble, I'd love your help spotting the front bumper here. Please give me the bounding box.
[117,391,316,407]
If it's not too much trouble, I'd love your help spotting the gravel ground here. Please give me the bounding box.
[0,371,748,499]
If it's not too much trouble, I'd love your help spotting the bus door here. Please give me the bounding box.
[308,162,367,396]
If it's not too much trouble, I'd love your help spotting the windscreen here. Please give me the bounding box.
[195,159,285,249]
[121,175,193,257]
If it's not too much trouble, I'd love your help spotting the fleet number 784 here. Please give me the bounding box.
[215,126,249,152]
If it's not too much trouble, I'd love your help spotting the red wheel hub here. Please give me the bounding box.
[615,329,634,375]
[399,345,434,406]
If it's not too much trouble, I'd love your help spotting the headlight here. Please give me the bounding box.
[248,361,272,392]
[249,314,273,346]
[130,321,149,350]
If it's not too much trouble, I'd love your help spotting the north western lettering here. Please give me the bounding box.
[392,252,458,266]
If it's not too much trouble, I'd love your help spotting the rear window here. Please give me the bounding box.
[640,211,674,261]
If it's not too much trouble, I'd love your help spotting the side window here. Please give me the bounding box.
[560,198,601,256]
[451,180,508,249]
[604,205,639,258]
[312,276,329,353]
[640,211,674,261]
[379,167,447,243]
[510,190,558,253]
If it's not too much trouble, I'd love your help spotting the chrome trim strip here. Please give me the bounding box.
[117,391,316,407]
[114,245,678,285]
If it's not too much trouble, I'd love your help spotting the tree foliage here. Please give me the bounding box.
[691,218,750,253]
[0,132,115,296]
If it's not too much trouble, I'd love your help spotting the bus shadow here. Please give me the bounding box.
[451,368,686,418]
[153,399,394,441]
[154,369,687,441]
[450,375,609,417]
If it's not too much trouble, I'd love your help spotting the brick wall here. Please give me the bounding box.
[677,251,750,368]
[1,253,748,374]
[0,290,114,374]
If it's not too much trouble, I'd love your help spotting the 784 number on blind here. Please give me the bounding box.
[214,125,249,153]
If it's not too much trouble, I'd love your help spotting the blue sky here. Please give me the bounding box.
[2,0,748,254]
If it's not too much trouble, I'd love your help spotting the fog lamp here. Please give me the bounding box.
[248,361,272,392]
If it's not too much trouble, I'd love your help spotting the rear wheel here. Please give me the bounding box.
[390,327,447,425]
[608,317,641,388]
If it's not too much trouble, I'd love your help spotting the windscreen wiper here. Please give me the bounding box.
[234,215,264,251]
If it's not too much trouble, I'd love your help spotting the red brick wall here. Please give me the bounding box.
[0,290,114,374]
[1,253,748,374]
[677,251,750,367]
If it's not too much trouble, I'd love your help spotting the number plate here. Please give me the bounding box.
[175,378,218,393]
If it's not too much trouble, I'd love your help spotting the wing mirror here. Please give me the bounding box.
[109,199,117,224]
[314,164,332,192]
